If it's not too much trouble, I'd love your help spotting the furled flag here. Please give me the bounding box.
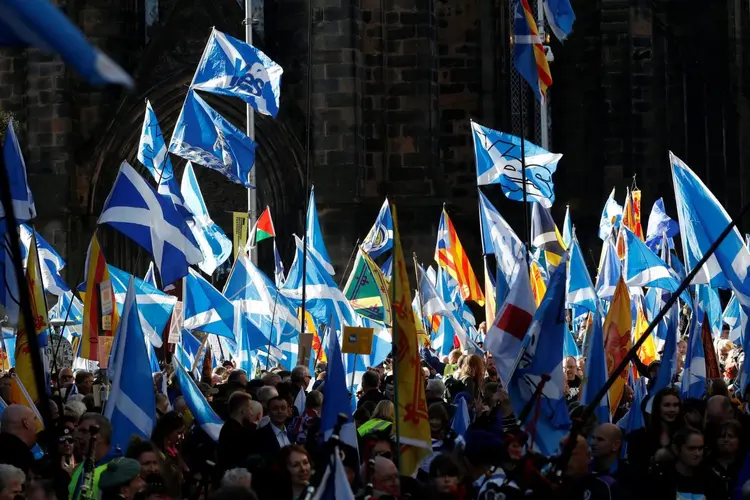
[169,90,257,188]
[562,205,573,248]
[508,252,571,456]
[273,240,285,287]
[191,28,283,118]
[451,397,470,438]
[544,0,576,41]
[478,190,525,285]
[1,122,36,222]
[531,203,567,270]
[183,268,237,340]
[343,248,392,325]
[143,262,157,288]
[19,224,69,296]
[580,309,610,425]
[0,227,22,326]
[485,248,536,387]
[598,188,623,241]
[595,237,621,300]
[310,446,356,500]
[435,208,484,305]
[245,206,276,250]
[137,100,189,216]
[633,297,657,366]
[181,162,232,275]
[513,0,552,101]
[104,278,157,454]
[681,311,706,400]
[306,187,335,275]
[645,198,678,252]
[471,122,561,208]
[98,161,203,287]
[529,260,547,308]
[622,189,644,241]
[361,198,393,259]
[173,357,224,441]
[603,278,632,415]
[80,235,118,362]
[391,203,432,475]
[701,313,721,380]
[566,237,598,313]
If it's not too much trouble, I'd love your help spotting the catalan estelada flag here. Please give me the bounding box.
[434,209,484,306]
[513,0,552,101]
[392,203,432,476]
[81,234,118,362]
[603,278,632,414]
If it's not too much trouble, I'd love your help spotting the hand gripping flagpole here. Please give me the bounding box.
[551,195,750,481]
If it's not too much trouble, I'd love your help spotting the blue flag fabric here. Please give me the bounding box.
[49,291,83,325]
[1,122,36,222]
[320,320,358,450]
[381,255,393,281]
[273,240,286,287]
[543,0,576,41]
[104,278,157,455]
[696,284,722,338]
[478,191,525,285]
[580,310,610,425]
[680,309,706,400]
[645,198,678,253]
[451,397,470,438]
[173,357,224,441]
[595,238,621,300]
[723,293,743,343]
[649,303,679,408]
[175,329,204,378]
[562,206,573,248]
[181,162,232,275]
[98,161,203,287]
[598,188,623,241]
[143,262,157,289]
[508,253,571,456]
[191,28,283,118]
[471,122,561,208]
[566,237,598,313]
[20,224,69,296]
[306,187,335,275]
[361,199,394,259]
[563,322,580,358]
[310,447,356,500]
[169,90,257,188]
[622,227,686,297]
[183,268,237,340]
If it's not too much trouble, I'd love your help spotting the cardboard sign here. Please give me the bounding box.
[233,212,249,260]
[97,336,115,369]
[168,302,184,345]
[342,326,374,355]
[297,334,314,368]
[99,280,114,316]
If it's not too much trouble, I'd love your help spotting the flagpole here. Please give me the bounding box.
[265,288,279,371]
[245,0,257,267]
[518,83,532,269]
[300,0,314,338]
[536,0,549,149]
[338,239,361,288]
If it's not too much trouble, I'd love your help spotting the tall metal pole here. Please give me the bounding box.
[536,0,549,149]
[245,0,258,265]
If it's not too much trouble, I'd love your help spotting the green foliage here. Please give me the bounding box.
[0,107,15,141]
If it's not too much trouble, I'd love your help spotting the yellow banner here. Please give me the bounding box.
[342,326,374,355]
[603,278,632,414]
[391,204,431,476]
[233,212,249,260]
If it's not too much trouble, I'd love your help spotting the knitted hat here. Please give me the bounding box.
[99,458,141,490]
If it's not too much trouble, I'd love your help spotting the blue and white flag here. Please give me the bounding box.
[310,447,356,500]
[320,317,358,450]
[175,329,204,378]
[173,357,224,441]
[647,303,679,411]
[598,188,622,241]
[566,237,597,313]
[183,268,236,340]
[595,238,621,300]
[181,162,232,275]
[580,309,610,425]
[306,187,335,275]
[98,161,203,287]
[723,293,743,343]
[508,253,571,456]
[680,310,706,400]
[381,255,393,281]
[104,278,157,455]
[169,90,257,188]
[563,322,580,358]
[645,198,678,253]
[273,240,286,287]
[478,190,525,284]
[622,227,683,293]
[696,284,722,338]
[143,262,157,289]
[543,0,576,42]
[451,397,470,438]
[562,205,573,248]
[417,265,461,357]
[0,226,22,325]
[20,224,69,295]
[191,29,283,118]
[49,291,83,325]
[1,122,36,222]
[361,199,393,259]
[471,121,561,208]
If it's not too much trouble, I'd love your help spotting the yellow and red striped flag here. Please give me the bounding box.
[603,278,632,414]
[434,208,484,305]
[81,234,118,362]
[392,203,432,476]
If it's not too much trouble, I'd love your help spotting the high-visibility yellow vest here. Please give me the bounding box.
[357,418,392,436]
[68,462,107,500]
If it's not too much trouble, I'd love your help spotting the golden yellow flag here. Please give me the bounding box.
[529,260,547,307]
[603,278,632,414]
[635,299,657,366]
[484,259,496,329]
[233,212,249,260]
[391,204,431,475]
[12,237,49,405]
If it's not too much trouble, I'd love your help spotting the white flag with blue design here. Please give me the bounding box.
[181,162,232,275]
[566,237,597,313]
[1,122,36,222]
[645,197,678,253]
[471,121,561,208]
[173,357,224,441]
[598,188,623,241]
[306,187,335,275]
[361,199,393,259]
[98,161,203,286]
[19,224,69,295]
[191,29,283,118]
[595,237,621,300]
[169,89,257,188]
[478,190,525,284]
[104,278,157,454]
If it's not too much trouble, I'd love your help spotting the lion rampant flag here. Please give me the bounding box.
[529,260,547,307]
[603,278,632,414]
[634,298,657,366]
[392,204,432,475]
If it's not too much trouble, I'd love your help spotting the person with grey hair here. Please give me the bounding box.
[256,386,278,428]
[220,468,253,489]
[426,379,452,417]
[0,404,37,475]
[64,401,87,422]
[0,464,24,500]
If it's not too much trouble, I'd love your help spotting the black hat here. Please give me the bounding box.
[99,458,141,490]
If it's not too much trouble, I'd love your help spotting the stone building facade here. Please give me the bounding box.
[0,0,749,295]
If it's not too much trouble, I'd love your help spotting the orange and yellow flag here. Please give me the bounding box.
[392,204,432,475]
[634,299,657,366]
[434,209,484,305]
[81,234,118,362]
[603,278,632,414]
[631,189,644,240]
[529,260,547,307]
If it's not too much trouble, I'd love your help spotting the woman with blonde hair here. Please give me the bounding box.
[457,354,485,401]
[358,400,395,436]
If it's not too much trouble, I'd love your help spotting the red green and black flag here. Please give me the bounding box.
[245,206,276,249]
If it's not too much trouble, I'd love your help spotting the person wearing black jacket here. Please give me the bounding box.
[0,405,37,476]
[217,392,262,474]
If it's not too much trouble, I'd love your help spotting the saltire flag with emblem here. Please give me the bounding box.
[80,234,118,362]
[485,249,536,387]
[513,0,552,101]
[434,208,484,305]
[173,357,224,441]
[361,198,394,259]
[169,90,257,188]
[478,190,525,285]
[645,198,678,253]
[580,309,610,425]
[634,296,657,366]
[543,0,575,42]
[471,122,561,208]
[1,122,36,222]
[391,203,432,475]
[599,188,623,241]
[98,161,203,287]
[343,248,393,325]
[306,187,335,276]
[104,278,157,455]
[191,28,283,118]
[603,278,632,414]
[245,206,276,250]
[531,203,567,270]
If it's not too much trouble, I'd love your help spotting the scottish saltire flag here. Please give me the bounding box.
[98,161,203,286]
[595,238,621,300]
[1,122,36,222]
[169,90,257,188]
[696,284,722,338]
[306,187,335,275]
[451,397,470,438]
[645,198,678,252]
[361,198,393,259]
[109,265,176,349]
[175,329,204,378]
[478,191,525,284]
[181,162,232,274]
[647,304,679,411]
[173,357,224,441]
[621,227,683,293]
[544,0,575,41]
[104,278,156,455]
[191,29,283,117]
[580,310,610,425]
[508,253,571,455]
[184,269,236,340]
[417,265,460,357]
[531,203,567,269]
[435,268,471,349]
[143,262,157,288]
[513,0,552,101]
[563,322,580,358]
[310,446,356,500]
[562,206,573,248]
[273,240,286,287]
[566,237,598,313]
[723,293,743,343]
[681,311,706,399]
[381,255,393,281]
[471,122,561,208]
[320,318,358,449]
[19,224,69,295]
[599,188,623,241]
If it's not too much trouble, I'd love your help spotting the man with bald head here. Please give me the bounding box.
[364,456,400,499]
[590,423,622,475]
[0,404,38,475]
[557,434,626,499]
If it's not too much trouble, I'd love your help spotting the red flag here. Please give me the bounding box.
[701,313,721,380]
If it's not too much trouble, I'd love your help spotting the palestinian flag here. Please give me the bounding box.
[245,206,276,250]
